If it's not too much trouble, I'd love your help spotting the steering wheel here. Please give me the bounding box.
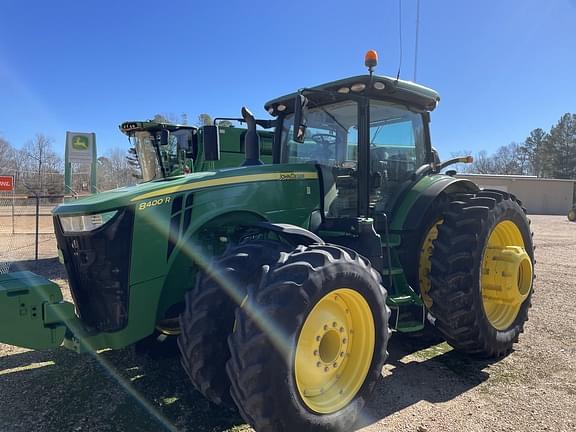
[310,134,338,159]
[311,133,337,146]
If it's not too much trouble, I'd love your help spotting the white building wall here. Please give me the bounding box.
[456,174,575,215]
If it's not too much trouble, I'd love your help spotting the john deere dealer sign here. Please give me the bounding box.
[66,132,96,163]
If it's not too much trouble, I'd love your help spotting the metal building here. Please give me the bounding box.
[456,174,576,215]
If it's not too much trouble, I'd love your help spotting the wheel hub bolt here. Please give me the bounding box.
[332,322,338,327]
[324,367,329,372]
[313,350,318,356]
[317,362,321,368]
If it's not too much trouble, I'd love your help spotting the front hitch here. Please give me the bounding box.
[0,271,78,350]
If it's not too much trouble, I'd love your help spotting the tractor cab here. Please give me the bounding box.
[119,121,198,180]
[266,71,438,221]
[120,120,276,180]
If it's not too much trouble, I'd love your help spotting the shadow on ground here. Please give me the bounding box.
[0,346,241,432]
[0,328,498,432]
[357,334,494,429]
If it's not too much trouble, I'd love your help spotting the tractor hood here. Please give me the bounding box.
[52,164,318,215]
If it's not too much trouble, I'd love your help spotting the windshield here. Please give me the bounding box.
[281,101,358,166]
[280,99,427,217]
[281,100,425,168]
[132,131,162,182]
[130,129,193,182]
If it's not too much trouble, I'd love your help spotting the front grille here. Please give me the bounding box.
[54,209,134,332]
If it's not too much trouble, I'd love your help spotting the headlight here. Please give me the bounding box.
[59,210,118,233]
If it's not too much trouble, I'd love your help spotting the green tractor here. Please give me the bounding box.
[118,118,274,179]
[0,51,534,432]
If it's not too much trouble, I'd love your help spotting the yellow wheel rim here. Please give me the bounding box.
[481,220,533,330]
[419,219,442,309]
[294,288,375,414]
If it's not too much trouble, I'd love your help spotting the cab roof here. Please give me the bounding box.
[264,74,440,116]
[119,120,196,135]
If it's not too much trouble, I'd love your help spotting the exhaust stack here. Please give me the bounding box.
[241,107,263,166]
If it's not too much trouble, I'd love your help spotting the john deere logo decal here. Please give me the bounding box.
[72,135,89,150]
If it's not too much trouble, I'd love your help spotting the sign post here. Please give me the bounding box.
[0,176,15,234]
[64,132,97,195]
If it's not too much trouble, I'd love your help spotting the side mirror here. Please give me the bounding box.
[431,147,441,166]
[203,125,220,161]
[160,130,170,146]
[292,94,309,143]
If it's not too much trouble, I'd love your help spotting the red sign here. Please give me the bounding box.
[0,175,14,192]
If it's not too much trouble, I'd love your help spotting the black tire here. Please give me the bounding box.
[226,244,390,432]
[178,240,290,408]
[429,190,534,358]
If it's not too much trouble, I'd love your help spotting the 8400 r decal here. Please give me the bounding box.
[138,196,172,210]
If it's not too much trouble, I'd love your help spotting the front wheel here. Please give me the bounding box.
[226,244,390,432]
[178,240,290,408]
[429,190,534,358]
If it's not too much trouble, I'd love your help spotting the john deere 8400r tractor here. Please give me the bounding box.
[0,51,534,432]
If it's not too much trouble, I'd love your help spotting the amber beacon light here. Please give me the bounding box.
[365,50,378,73]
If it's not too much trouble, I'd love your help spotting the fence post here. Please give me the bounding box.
[34,194,39,262]
[11,188,15,235]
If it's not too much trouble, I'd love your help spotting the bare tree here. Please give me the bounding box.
[20,134,63,194]
[0,136,15,173]
[469,150,495,174]
[97,147,139,191]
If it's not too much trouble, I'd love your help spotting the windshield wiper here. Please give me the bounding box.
[305,94,348,133]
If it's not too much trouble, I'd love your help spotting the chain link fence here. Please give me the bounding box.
[0,173,80,273]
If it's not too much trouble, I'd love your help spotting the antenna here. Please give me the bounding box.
[396,0,403,81]
[413,0,421,82]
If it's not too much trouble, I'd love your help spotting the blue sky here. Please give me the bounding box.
[0,0,574,158]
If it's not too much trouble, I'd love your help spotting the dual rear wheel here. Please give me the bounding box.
[422,190,534,357]
[178,242,390,432]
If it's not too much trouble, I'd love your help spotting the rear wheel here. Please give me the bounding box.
[226,244,390,432]
[178,240,289,408]
[429,190,534,357]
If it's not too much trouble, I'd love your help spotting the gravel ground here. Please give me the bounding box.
[0,215,575,432]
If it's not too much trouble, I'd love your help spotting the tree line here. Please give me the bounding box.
[0,133,138,195]
[0,113,223,196]
[463,113,576,179]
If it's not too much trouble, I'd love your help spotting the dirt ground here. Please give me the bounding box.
[0,215,575,432]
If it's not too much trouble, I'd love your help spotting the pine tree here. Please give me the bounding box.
[521,128,548,177]
[548,114,576,179]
